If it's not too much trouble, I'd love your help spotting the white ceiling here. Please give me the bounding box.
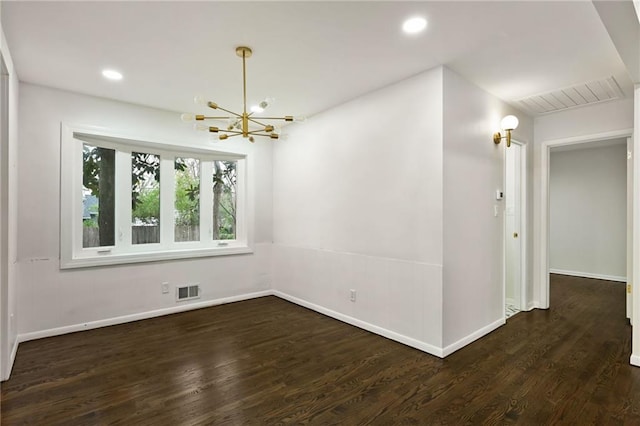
[1,1,634,120]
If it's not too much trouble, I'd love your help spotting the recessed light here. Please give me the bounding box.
[102,69,123,81]
[403,17,427,34]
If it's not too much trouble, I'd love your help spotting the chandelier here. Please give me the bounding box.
[181,46,303,142]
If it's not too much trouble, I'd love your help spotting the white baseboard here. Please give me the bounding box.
[549,269,626,283]
[1,338,19,382]
[26,285,632,377]
[272,290,445,358]
[17,290,272,344]
[8,338,18,375]
[13,289,511,364]
[442,318,505,357]
[506,298,535,312]
[16,289,444,364]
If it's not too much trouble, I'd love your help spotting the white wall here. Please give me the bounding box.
[273,67,445,353]
[535,99,634,142]
[533,99,634,307]
[0,12,19,380]
[549,144,627,281]
[441,67,534,349]
[16,83,273,338]
[272,65,535,356]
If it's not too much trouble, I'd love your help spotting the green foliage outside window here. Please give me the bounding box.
[83,148,237,241]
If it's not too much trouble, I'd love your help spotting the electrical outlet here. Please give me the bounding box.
[350,289,356,302]
[161,282,170,294]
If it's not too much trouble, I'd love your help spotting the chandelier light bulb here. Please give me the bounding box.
[260,97,274,109]
[226,117,240,130]
[194,95,206,106]
[181,113,195,122]
[294,116,307,122]
[193,123,208,131]
[252,97,274,113]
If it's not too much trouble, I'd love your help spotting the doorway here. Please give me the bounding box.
[505,141,526,319]
[538,130,633,311]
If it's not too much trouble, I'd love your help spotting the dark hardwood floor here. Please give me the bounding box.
[2,274,639,425]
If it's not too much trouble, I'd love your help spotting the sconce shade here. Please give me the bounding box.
[493,114,519,148]
[500,115,519,131]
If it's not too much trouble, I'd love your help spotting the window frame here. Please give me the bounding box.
[60,123,252,269]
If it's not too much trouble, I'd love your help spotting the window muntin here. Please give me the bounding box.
[61,126,249,269]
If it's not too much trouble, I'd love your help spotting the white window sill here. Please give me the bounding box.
[60,244,253,269]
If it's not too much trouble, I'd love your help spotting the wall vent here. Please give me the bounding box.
[516,76,624,115]
[176,284,200,301]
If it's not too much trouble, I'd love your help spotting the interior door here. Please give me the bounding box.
[505,143,522,312]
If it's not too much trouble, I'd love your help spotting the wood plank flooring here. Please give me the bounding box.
[2,274,640,424]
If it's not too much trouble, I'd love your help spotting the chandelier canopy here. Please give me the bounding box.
[181,46,304,142]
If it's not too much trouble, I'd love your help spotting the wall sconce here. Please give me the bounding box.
[493,115,519,148]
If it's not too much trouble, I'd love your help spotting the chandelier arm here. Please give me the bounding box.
[247,117,269,127]
[222,133,242,139]
[255,117,292,120]
[221,130,243,135]
[213,105,242,118]
[202,116,233,120]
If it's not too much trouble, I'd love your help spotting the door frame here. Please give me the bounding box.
[537,128,633,310]
[628,136,634,322]
[504,140,527,316]
[0,54,7,381]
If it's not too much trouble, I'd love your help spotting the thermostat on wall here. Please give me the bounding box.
[496,190,504,200]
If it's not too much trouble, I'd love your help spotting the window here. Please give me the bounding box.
[174,157,200,242]
[61,125,250,268]
[213,160,237,240]
[131,152,160,245]
[82,143,116,248]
